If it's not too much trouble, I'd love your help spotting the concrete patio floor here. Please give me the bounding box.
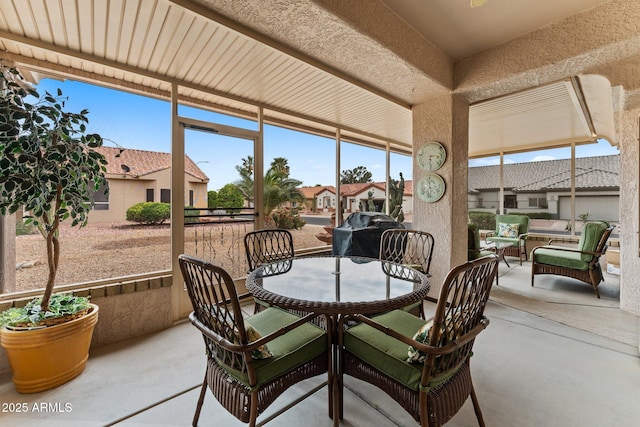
[1,259,638,426]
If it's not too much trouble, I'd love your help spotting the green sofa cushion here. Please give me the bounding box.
[219,307,326,389]
[532,246,590,270]
[344,309,460,391]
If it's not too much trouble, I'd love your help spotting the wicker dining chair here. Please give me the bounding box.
[244,229,295,271]
[337,255,499,427]
[244,229,295,312]
[379,229,435,316]
[178,254,329,427]
[380,229,435,276]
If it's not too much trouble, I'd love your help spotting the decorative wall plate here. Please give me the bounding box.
[417,141,446,171]
[417,173,445,203]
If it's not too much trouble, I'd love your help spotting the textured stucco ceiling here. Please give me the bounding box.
[194,0,640,110]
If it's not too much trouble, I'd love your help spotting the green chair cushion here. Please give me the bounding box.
[219,307,326,388]
[532,246,589,270]
[344,309,460,391]
[577,221,609,262]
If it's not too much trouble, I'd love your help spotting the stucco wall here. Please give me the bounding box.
[0,277,174,375]
[619,109,640,316]
[412,94,469,297]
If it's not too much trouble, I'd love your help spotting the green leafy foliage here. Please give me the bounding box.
[126,202,170,225]
[184,206,200,224]
[0,294,90,328]
[234,157,303,220]
[16,220,37,236]
[340,166,372,184]
[0,66,107,312]
[217,184,244,213]
[270,208,306,230]
[388,172,405,222]
[207,190,218,209]
[468,211,496,230]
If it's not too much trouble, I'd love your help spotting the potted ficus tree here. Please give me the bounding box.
[0,65,107,393]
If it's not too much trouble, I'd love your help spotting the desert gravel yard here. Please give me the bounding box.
[14,221,326,293]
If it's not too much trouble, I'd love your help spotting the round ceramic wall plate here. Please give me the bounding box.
[417,141,446,171]
[417,173,445,203]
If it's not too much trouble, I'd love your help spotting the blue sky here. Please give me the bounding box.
[34,78,619,191]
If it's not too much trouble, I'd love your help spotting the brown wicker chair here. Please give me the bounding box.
[244,229,295,271]
[337,255,499,427]
[244,229,295,312]
[486,214,529,264]
[531,221,613,298]
[379,229,436,316]
[178,254,329,427]
[380,229,435,276]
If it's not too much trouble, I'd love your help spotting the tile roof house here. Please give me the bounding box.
[89,146,209,223]
[299,181,414,215]
[468,155,620,221]
[298,186,337,212]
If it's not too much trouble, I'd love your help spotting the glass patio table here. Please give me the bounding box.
[246,255,430,426]
[246,255,431,316]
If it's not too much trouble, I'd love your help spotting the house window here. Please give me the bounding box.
[189,190,194,207]
[146,189,154,202]
[161,189,171,203]
[89,181,109,210]
[528,197,548,209]
[504,195,517,209]
[477,198,483,208]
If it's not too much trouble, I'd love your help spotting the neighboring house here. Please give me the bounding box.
[300,181,414,215]
[89,146,209,223]
[299,186,337,212]
[468,155,619,221]
[341,181,413,215]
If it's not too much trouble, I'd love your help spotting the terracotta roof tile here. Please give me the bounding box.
[95,146,209,182]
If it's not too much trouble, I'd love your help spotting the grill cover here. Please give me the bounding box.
[332,212,405,258]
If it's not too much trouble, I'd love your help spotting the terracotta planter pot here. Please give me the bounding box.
[0,303,99,394]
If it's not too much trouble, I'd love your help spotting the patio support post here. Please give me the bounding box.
[412,92,469,296]
[619,108,640,318]
[170,82,186,320]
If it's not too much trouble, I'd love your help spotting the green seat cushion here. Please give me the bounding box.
[577,221,609,262]
[345,309,460,391]
[219,307,326,388]
[532,246,589,270]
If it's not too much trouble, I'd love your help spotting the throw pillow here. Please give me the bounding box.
[498,222,519,238]
[407,311,468,364]
[407,320,434,363]
[246,325,273,359]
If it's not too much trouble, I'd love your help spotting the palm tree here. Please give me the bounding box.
[270,157,290,176]
[263,168,303,218]
[234,157,303,220]
[235,156,254,206]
